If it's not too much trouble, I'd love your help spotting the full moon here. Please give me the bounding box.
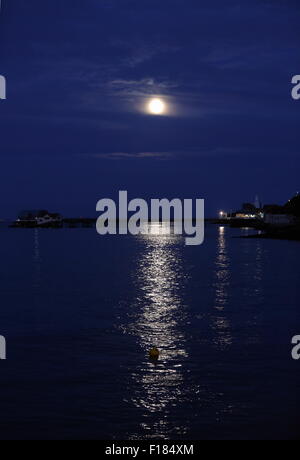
[148,98,166,115]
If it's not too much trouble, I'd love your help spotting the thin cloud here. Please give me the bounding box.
[81,146,300,162]
[107,78,178,96]
[88,151,174,160]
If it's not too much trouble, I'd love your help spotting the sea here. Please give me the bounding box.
[0,223,299,440]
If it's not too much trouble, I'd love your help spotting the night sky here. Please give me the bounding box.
[0,0,299,218]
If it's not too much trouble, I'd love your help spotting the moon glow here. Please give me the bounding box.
[148,98,166,115]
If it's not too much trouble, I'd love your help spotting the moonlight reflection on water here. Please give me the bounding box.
[125,223,193,438]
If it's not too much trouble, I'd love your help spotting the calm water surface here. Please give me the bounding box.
[0,224,299,439]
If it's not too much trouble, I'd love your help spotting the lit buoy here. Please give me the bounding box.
[149,347,160,360]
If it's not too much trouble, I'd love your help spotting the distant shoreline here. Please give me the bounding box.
[2,218,300,241]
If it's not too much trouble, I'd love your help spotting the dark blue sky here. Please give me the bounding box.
[0,0,299,217]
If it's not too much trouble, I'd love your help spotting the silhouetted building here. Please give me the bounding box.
[264,214,295,226]
[13,210,62,228]
[263,204,285,215]
[242,203,256,213]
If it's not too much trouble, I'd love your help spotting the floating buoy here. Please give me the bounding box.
[149,347,160,359]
